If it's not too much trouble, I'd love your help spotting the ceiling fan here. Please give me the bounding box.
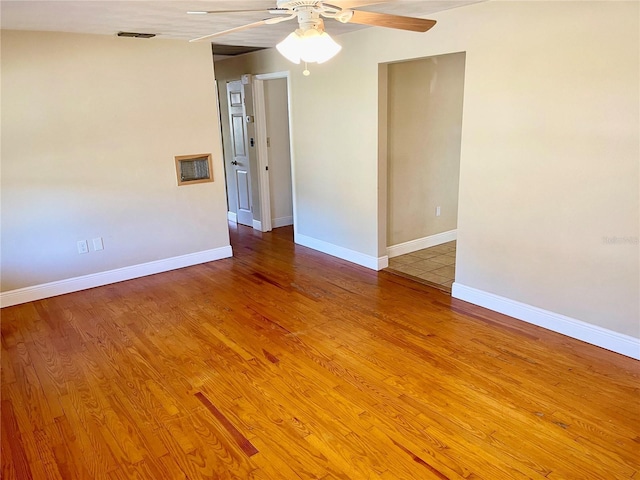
[188,1,436,68]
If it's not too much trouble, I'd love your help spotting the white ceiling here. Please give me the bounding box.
[1,1,479,49]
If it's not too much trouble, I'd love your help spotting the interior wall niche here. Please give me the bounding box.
[175,153,214,186]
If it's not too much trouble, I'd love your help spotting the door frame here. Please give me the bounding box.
[252,71,296,234]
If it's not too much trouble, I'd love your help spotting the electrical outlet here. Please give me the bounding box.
[436,206,441,217]
[77,240,89,254]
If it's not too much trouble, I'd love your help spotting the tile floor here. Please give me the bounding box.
[385,241,456,292]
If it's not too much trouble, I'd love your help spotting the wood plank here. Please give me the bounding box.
[1,399,35,480]
[194,392,259,457]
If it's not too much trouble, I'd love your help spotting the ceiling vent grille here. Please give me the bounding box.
[117,32,156,39]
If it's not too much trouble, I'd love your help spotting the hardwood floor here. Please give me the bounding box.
[2,224,639,479]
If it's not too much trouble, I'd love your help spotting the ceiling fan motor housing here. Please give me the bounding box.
[276,0,351,32]
[277,0,324,9]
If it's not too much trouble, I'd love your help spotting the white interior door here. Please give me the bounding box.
[227,80,253,227]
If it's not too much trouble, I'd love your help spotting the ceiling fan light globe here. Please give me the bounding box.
[302,31,341,64]
[276,31,303,64]
[277,29,341,65]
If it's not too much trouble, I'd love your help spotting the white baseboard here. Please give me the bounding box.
[0,246,233,308]
[252,219,262,231]
[387,229,457,258]
[295,233,387,271]
[452,283,640,360]
[272,216,293,228]
[227,211,237,223]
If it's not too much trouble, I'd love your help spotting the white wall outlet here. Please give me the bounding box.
[92,237,104,251]
[436,206,441,217]
[77,240,89,254]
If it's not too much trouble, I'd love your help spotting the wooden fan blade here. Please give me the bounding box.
[348,10,436,32]
[188,8,290,15]
[189,20,267,42]
[188,9,269,15]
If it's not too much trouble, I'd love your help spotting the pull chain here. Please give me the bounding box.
[303,62,310,76]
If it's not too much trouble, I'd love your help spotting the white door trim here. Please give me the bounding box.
[253,77,272,232]
[253,71,296,235]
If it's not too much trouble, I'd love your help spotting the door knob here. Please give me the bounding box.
[231,161,239,165]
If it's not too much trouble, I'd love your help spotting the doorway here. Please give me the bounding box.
[380,52,466,292]
[220,72,295,235]
[254,75,294,232]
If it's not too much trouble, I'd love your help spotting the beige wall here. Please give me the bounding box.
[387,53,464,246]
[215,1,639,338]
[449,1,639,338]
[1,30,230,291]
